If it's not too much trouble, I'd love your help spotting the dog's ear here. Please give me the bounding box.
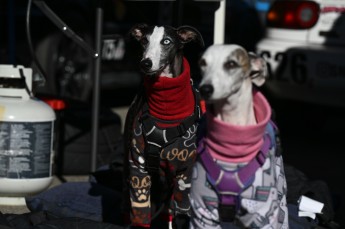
[249,52,268,87]
[129,23,149,41]
[176,26,205,47]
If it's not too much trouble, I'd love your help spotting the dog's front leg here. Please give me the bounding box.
[126,125,153,228]
[160,128,198,229]
[128,150,152,227]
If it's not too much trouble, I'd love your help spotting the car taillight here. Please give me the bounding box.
[266,0,320,29]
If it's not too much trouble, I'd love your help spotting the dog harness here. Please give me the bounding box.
[140,87,202,174]
[197,120,279,222]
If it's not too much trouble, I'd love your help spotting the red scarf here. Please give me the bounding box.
[143,58,195,127]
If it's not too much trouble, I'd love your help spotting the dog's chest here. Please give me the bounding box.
[194,122,289,227]
[130,108,198,170]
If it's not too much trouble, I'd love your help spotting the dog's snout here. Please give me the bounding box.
[140,58,153,71]
[199,84,214,100]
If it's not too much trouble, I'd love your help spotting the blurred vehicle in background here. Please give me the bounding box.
[256,0,345,108]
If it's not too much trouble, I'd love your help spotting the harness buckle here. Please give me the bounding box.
[145,144,161,174]
[218,204,236,222]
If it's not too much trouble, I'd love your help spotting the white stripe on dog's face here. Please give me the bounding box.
[199,45,251,101]
[143,26,164,71]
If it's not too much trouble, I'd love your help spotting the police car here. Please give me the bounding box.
[256,0,345,107]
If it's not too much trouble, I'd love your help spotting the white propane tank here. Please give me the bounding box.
[0,65,56,205]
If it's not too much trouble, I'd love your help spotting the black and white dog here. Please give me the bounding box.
[189,44,289,228]
[123,23,204,229]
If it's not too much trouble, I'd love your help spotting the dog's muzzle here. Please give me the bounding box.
[140,58,165,76]
[140,58,153,72]
[199,84,214,100]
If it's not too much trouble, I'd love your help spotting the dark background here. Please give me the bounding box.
[1,0,343,227]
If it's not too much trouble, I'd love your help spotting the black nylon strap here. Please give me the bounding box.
[141,86,201,174]
[145,144,161,173]
[141,87,201,143]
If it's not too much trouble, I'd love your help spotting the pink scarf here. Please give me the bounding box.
[204,91,271,163]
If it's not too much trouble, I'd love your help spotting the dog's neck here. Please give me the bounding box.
[212,80,256,126]
[205,88,272,163]
[160,53,183,78]
[144,57,195,122]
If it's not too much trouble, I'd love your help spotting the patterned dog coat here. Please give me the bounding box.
[189,91,289,229]
[124,58,202,228]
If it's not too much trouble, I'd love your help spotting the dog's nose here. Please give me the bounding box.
[199,84,214,100]
[140,59,152,71]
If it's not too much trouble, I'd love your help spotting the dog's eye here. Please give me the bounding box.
[161,38,171,45]
[223,60,238,70]
[199,59,207,68]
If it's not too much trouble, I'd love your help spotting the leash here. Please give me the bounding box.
[197,120,278,222]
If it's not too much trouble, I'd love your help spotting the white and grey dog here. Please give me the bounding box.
[189,44,289,229]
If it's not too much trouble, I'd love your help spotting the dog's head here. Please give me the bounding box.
[198,44,268,101]
[129,23,204,77]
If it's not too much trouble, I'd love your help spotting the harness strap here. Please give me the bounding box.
[141,87,201,174]
[198,121,277,222]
